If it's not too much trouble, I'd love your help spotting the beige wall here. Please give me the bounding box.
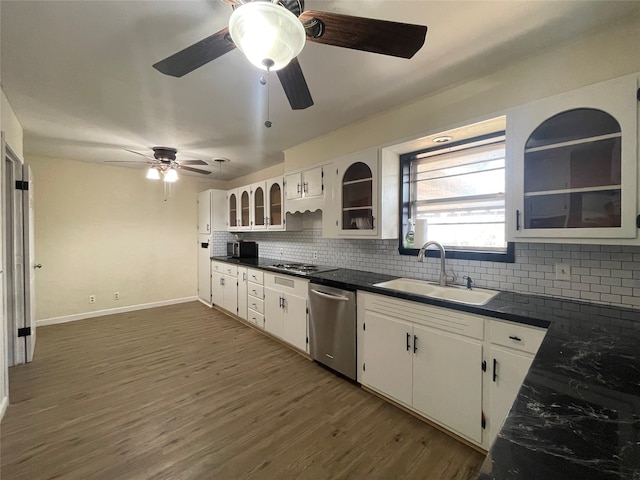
[285,15,640,169]
[29,156,217,320]
[226,162,284,189]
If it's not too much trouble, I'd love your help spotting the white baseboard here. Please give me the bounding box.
[36,296,199,327]
[198,298,213,308]
[0,395,8,421]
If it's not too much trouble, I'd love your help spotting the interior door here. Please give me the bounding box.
[22,165,37,363]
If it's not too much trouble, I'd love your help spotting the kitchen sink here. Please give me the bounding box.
[373,278,499,306]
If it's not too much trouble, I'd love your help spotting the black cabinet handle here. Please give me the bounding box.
[413,335,418,354]
[509,335,522,342]
[493,358,498,382]
[406,332,410,351]
[516,209,521,231]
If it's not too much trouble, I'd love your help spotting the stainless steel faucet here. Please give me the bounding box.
[417,240,454,286]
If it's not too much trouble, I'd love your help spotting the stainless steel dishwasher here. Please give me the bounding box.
[308,282,357,380]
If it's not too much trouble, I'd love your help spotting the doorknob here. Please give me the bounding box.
[34,264,42,269]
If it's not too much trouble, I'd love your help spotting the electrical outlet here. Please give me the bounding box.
[313,251,318,260]
[555,263,571,281]
[89,295,96,304]
[114,292,120,300]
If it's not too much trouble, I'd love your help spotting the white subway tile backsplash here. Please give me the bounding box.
[216,231,640,310]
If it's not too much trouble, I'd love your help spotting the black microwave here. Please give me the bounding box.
[227,241,259,258]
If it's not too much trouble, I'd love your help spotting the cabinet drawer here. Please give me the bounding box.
[211,261,225,272]
[223,264,238,277]
[247,268,264,285]
[248,283,264,299]
[248,310,264,327]
[489,320,546,354]
[248,297,264,314]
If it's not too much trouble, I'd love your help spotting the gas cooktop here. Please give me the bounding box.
[267,263,338,276]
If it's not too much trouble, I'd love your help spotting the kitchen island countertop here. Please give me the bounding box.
[211,256,640,479]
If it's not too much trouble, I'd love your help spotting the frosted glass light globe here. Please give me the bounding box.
[229,2,305,71]
[164,168,178,183]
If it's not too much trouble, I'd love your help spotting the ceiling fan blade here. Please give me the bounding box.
[125,149,155,160]
[276,58,313,110]
[178,166,212,175]
[153,28,236,78]
[178,159,208,166]
[104,160,150,164]
[299,10,427,59]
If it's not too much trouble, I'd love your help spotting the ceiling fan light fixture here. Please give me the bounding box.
[163,168,179,183]
[229,1,305,71]
[146,167,161,180]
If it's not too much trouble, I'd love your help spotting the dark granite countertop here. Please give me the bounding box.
[211,256,640,479]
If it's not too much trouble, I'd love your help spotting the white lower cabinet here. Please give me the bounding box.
[360,292,484,444]
[412,325,483,444]
[247,268,265,328]
[359,291,545,449]
[237,267,248,321]
[264,272,309,353]
[211,261,238,316]
[486,319,547,446]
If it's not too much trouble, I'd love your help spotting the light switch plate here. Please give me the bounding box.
[555,263,571,281]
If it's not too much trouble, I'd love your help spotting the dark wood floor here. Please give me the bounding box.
[1,302,484,479]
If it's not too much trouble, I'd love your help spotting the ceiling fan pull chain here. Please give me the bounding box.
[263,64,273,128]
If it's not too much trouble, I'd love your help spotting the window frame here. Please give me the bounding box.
[398,131,515,263]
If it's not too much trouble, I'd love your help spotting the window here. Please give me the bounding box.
[399,131,514,262]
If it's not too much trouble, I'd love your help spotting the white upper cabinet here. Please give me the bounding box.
[250,181,267,231]
[284,165,325,214]
[198,189,227,233]
[228,187,251,231]
[198,190,211,234]
[507,73,639,243]
[266,177,285,230]
[324,148,398,239]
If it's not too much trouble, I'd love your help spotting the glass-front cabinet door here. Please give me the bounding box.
[508,73,638,241]
[252,183,266,230]
[267,177,284,230]
[335,151,378,236]
[228,190,238,230]
[240,188,251,230]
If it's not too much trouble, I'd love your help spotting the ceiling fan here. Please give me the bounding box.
[152,0,428,110]
[107,147,212,181]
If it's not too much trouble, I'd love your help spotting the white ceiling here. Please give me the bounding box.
[2,1,639,181]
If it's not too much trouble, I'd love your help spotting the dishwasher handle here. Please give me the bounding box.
[310,289,350,301]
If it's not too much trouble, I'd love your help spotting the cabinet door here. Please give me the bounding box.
[336,151,378,237]
[237,268,248,320]
[488,346,534,446]
[264,287,284,339]
[361,310,413,406]
[211,271,224,307]
[282,292,307,352]
[302,166,323,197]
[266,178,284,230]
[508,73,638,240]
[239,188,251,230]
[412,325,483,443]
[222,273,238,314]
[251,183,266,230]
[228,190,238,230]
[198,190,211,234]
[284,172,302,200]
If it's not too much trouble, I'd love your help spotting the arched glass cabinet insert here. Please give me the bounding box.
[523,108,622,229]
[269,183,282,227]
[241,191,250,227]
[254,186,265,227]
[342,161,374,230]
[229,193,238,228]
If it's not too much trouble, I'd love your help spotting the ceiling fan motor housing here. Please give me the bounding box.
[153,147,177,162]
